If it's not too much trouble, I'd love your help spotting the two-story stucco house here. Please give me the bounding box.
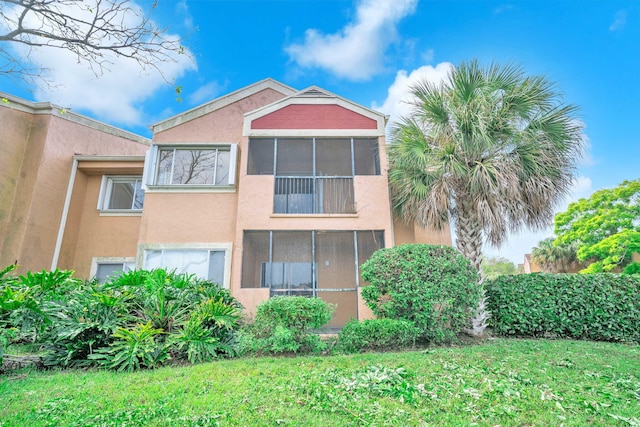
[0,79,451,326]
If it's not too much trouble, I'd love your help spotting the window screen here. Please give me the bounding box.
[247,138,274,175]
[316,139,352,176]
[276,139,313,176]
[354,138,380,175]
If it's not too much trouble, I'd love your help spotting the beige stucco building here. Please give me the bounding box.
[1,79,451,326]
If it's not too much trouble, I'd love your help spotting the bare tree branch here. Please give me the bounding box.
[0,0,191,85]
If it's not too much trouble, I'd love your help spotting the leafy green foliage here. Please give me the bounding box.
[255,296,333,331]
[174,318,227,364]
[623,262,640,276]
[554,179,640,272]
[173,296,242,362]
[487,273,640,343]
[481,256,518,280]
[336,318,421,353]
[360,245,480,343]
[91,322,169,372]
[243,296,333,354]
[41,282,128,368]
[1,266,244,370]
[531,237,582,273]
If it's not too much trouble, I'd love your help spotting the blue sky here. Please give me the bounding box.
[1,0,638,264]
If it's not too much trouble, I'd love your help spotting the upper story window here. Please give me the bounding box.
[247,137,380,176]
[98,176,144,211]
[145,144,238,188]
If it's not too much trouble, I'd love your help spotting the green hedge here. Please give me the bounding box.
[361,244,479,343]
[336,318,421,353]
[487,273,640,343]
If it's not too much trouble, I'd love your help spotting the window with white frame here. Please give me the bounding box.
[143,248,226,286]
[99,176,144,211]
[94,261,135,283]
[151,145,237,186]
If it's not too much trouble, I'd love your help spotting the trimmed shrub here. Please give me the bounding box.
[243,296,333,354]
[487,273,640,343]
[360,244,480,343]
[336,318,421,353]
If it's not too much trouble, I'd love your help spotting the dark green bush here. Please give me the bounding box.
[336,318,421,353]
[622,262,640,275]
[487,273,640,343]
[360,244,480,343]
[242,296,333,354]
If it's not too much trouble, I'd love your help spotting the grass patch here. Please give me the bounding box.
[1,339,639,426]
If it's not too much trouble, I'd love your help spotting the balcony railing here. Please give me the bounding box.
[274,176,355,214]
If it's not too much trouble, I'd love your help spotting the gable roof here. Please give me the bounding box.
[243,85,389,136]
[150,78,297,133]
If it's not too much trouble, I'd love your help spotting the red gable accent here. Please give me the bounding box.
[251,104,377,129]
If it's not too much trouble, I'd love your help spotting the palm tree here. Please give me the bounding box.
[388,60,583,335]
[531,237,580,273]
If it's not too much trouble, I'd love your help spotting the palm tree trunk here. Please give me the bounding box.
[455,211,484,273]
[454,202,490,337]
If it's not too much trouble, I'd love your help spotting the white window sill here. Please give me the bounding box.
[270,213,358,218]
[99,210,143,217]
[145,185,236,193]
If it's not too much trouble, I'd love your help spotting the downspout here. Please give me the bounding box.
[51,157,78,270]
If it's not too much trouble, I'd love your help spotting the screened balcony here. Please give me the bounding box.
[247,137,380,215]
[274,177,355,214]
[241,230,385,327]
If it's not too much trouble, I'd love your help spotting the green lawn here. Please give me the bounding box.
[1,339,639,426]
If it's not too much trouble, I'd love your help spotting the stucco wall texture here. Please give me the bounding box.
[0,101,148,273]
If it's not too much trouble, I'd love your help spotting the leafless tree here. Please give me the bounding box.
[0,0,190,84]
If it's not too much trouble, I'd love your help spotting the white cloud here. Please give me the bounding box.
[574,119,595,167]
[176,0,195,30]
[2,0,196,126]
[421,48,435,63]
[285,0,418,80]
[371,62,453,127]
[188,81,227,105]
[609,10,627,31]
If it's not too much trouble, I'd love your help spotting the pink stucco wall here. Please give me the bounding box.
[0,102,148,273]
[153,88,288,143]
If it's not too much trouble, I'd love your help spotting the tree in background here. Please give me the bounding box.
[554,179,640,273]
[531,237,581,273]
[388,60,583,335]
[481,257,517,280]
[0,0,188,84]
